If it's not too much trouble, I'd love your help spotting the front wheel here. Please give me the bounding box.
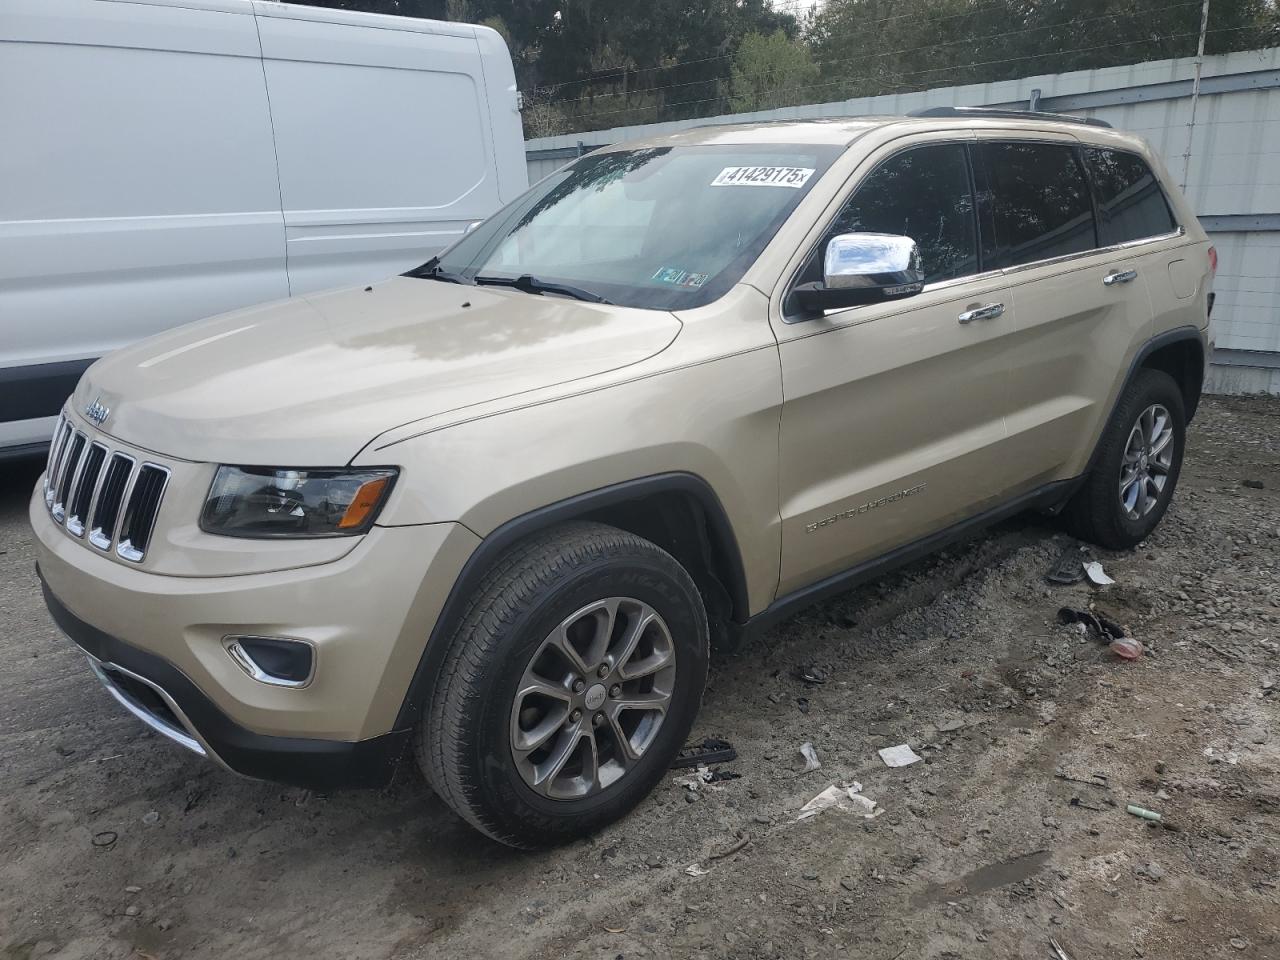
[416,522,708,848]
[1063,368,1186,550]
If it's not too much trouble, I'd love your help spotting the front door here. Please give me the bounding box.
[771,137,1017,597]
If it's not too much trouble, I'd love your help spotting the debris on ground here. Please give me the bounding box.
[797,742,821,773]
[1109,636,1144,660]
[877,744,922,768]
[1126,804,1163,823]
[672,737,737,768]
[1049,936,1075,960]
[685,834,752,876]
[796,665,828,684]
[1057,607,1126,642]
[1083,561,1116,587]
[1046,544,1088,585]
[673,765,714,791]
[796,783,880,821]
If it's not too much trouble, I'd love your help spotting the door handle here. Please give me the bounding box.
[957,302,1005,324]
[1103,269,1138,286]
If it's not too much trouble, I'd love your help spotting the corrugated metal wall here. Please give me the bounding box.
[526,47,1280,393]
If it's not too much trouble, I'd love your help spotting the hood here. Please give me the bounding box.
[74,277,681,464]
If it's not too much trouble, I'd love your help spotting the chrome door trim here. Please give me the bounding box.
[1000,227,1185,276]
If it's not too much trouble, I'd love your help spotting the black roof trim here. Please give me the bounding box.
[908,106,1112,129]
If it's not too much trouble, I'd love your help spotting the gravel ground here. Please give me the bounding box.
[1,395,1277,960]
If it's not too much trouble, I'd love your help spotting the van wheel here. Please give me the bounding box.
[416,521,708,848]
[1063,368,1185,550]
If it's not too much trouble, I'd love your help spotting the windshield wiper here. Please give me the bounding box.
[473,273,611,304]
[403,256,466,284]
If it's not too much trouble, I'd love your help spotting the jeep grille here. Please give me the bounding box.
[44,414,170,563]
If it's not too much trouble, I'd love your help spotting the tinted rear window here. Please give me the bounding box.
[1083,147,1177,245]
[980,142,1096,268]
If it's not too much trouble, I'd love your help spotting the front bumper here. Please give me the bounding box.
[32,478,481,785]
[43,576,406,788]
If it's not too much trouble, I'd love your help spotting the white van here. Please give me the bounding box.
[0,0,527,457]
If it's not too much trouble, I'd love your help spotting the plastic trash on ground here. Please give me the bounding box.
[796,782,880,821]
[1084,561,1116,586]
[878,744,922,767]
[798,742,821,773]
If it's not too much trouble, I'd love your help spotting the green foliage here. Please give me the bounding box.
[730,31,821,113]
[291,0,1280,135]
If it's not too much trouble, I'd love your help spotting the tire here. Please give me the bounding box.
[1063,368,1186,550]
[416,521,709,848]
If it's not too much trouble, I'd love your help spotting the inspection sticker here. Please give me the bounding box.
[652,267,709,287]
[710,165,814,188]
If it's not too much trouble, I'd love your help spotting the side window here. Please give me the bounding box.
[980,142,1096,268]
[801,143,978,288]
[1083,148,1177,245]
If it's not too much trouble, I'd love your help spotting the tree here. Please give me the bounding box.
[729,31,821,112]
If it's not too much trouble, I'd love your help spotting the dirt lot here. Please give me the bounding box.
[2,395,1277,960]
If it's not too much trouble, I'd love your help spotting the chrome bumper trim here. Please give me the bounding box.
[86,654,211,759]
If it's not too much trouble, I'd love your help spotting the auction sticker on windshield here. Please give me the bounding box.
[711,166,815,188]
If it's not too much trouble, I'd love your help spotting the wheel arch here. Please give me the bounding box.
[391,472,750,732]
[1136,326,1206,422]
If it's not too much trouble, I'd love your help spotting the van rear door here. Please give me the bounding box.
[0,0,287,445]
[252,4,510,293]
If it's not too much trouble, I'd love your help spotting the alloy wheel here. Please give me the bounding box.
[1119,403,1175,520]
[509,597,677,800]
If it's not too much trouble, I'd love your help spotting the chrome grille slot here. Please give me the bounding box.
[89,454,134,551]
[67,443,107,537]
[44,418,72,506]
[116,464,170,562]
[52,432,87,523]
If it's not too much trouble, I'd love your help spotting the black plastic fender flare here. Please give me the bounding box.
[390,471,750,732]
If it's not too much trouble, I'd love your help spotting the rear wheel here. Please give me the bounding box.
[416,521,708,848]
[1063,368,1185,549]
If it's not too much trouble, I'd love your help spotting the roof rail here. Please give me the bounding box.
[908,106,1112,129]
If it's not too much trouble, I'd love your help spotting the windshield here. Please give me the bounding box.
[422,144,840,309]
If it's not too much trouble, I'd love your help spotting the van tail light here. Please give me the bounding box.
[1207,245,1218,276]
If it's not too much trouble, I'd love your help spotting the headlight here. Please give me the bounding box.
[201,466,397,538]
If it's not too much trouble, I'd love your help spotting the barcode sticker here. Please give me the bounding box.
[710,166,815,188]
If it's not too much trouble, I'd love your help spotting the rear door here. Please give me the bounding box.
[976,135,1163,491]
[770,135,1017,597]
[253,4,506,293]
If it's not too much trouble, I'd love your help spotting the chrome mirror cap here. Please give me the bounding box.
[823,232,924,291]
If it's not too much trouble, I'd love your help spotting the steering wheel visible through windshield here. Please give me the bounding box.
[416,143,840,310]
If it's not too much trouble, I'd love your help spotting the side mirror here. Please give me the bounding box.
[792,233,924,313]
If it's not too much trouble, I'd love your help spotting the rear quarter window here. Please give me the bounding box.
[1082,147,1178,245]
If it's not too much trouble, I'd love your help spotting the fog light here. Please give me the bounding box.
[225,636,314,688]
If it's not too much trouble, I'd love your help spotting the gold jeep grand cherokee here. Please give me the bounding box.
[33,108,1215,847]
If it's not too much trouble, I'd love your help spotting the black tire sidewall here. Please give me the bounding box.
[463,551,707,843]
[1094,370,1186,546]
